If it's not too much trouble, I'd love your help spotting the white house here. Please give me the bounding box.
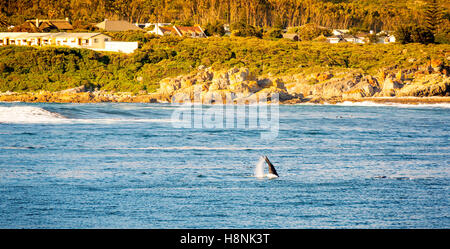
[332,29,350,36]
[149,24,206,38]
[0,32,138,53]
[96,41,138,54]
[326,35,345,44]
[376,31,396,44]
[137,22,171,29]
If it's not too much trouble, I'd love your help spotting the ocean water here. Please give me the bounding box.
[0,102,449,228]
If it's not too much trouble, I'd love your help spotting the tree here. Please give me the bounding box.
[230,20,262,38]
[263,28,283,39]
[367,34,378,44]
[204,21,226,36]
[297,24,331,41]
[395,25,412,44]
[424,0,443,33]
[0,12,7,28]
[395,24,435,44]
[410,25,435,44]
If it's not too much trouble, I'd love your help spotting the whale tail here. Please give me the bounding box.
[264,156,279,177]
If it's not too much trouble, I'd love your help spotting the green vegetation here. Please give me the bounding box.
[288,24,332,41]
[1,37,448,93]
[1,0,448,32]
[203,21,226,37]
[395,25,435,44]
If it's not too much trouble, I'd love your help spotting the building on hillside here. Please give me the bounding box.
[385,34,396,43]
[354,33,370,44]
[149,24,178,36]
[12,18,73,32]
[326,35,345,44]
[149,24,206,38]
[282,33,299,41]
[332,29,350,36]
[136,22,171,29]
[52,33,112,48]
[175,26,206,38]
[223,24,231,36]
[98,41,138,54]
[376,31,396,44]
[95,19,143,32]
[0,32,138,53]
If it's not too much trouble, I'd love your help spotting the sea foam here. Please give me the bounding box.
[0,106,174,124]
[0,106,67,124]
[334,101,450,108]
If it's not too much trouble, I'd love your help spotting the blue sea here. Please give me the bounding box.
[0,102,449,228]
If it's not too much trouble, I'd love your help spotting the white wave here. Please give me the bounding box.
[295,100,450,108]
[72,118,174,124]
[0,106,174,124]
[0,106,67,124]
[108,146,297,151]
[334,101,450,108]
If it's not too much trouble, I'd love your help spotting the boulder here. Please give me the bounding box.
[159,78,181,95]
[430,59,443,72]
[58,85,87,94]
[316,72,333,81]
[229,81,250,94]
[313,79,358,99]
[229,68,250,84]
[397,78,450,97]
[381,77,403,96]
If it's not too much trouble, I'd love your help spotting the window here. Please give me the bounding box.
[104,38,109,42]
[94,38,98,43]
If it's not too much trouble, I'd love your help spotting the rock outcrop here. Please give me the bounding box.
[1,60,449,104]
[158,67,295,104]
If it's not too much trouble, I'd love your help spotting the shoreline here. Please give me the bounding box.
[1,91,450,105]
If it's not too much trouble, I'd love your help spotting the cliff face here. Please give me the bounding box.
[283,59,450,103]
[1,60,449,104]
[157,67,296,104]
[156,60,449,104]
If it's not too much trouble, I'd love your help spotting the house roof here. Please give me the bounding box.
[159,26,177,35]
[0,32,111,40]
[282,33,299,40]
[327,35,342,39]
[47,20,73,30]
[52,32,109,39]
[95,20,142,32]
[12,19,73,32]
[342,34,356,39]
[11,22,40,32]
[174,26,204,36]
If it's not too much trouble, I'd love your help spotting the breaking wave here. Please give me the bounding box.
[0,106,173,124]
[296,101,450,108]
[0,106,67,124]
[108,146,297,151]
[333,101,450,108]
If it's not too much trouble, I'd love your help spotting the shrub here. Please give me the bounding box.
[204,21,225,36]
[230,21,262,38]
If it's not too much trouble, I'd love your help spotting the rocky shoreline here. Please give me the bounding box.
[1,90,449,105]
[1,60,449,105]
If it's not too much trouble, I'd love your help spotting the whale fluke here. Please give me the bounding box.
[264,156,279,178]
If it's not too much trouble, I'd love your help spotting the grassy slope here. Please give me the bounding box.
[0,36,449,93]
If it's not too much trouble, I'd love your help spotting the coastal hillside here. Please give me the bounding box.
[0,36,449,103]
[1,0,449,31]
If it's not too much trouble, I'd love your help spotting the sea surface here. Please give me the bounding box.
[0,102,449,228]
